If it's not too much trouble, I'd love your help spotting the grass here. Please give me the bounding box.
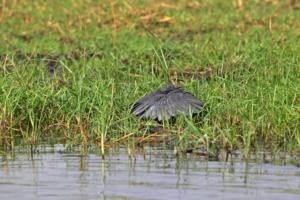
[0,0,299,156]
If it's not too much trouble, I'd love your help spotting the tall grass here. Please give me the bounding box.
[0,0,299,155]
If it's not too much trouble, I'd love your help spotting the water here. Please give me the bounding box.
[1,145,300,200]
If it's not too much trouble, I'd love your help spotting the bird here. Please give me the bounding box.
[45,56,60,75]
[131,84,204,122]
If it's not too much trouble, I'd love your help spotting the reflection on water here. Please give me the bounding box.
[1,145,300,200]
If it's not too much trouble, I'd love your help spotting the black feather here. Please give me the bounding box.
[131,84,204,121]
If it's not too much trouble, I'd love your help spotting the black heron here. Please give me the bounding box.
[131,84,204,121]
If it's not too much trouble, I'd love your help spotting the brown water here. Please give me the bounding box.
[1,145,300,200]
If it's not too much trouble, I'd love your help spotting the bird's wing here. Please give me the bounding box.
[140,95,171,121]
[142,89,203,121]
[131,91,163,118]
[166,89,203,116]
[131,86,203,121]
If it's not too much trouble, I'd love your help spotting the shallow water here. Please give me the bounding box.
[1,145,300,200]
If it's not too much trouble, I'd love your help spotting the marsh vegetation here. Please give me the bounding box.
[0,0,299,156]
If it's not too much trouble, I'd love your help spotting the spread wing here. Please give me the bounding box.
[131,86,203,121]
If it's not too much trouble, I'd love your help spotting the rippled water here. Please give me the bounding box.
[1,145,300,200]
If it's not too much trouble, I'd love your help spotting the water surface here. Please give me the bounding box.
[1,145,300,200]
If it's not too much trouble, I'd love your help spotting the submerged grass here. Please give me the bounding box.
[0,0,299,155]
